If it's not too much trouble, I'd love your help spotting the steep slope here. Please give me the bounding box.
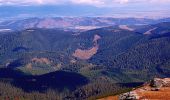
[87,23,170,82]
[99,78,170,100]
[0,68,88,92]
[0,22,170,82]
[119,78,170,100]
[73,34,101,60]
[109,34,170,81]
[0,22,170,100]
[0,29,78,74]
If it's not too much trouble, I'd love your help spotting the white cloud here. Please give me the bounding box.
[70,0,105,7]
[120,0,129,4]
[0,0,170,6]
[0,0,63,5]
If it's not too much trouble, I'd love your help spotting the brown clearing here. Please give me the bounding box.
[26,63,32,69]
[73,45,99,60]
[119,25,134,31]
[73,34,101,60]
[31,58,51,65]
[144,27,157,35]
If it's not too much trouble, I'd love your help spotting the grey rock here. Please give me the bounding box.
[119,92,139,100]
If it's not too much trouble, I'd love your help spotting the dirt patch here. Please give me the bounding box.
[26,63,32,69]
[119,25,134,31]
[98,96,119,100]
[134,87,170,100]
[31,58,51,65]
[73,34,101,60]
[73,45,99,60]
[144,27,157,35]
[135,78,170,99]
[98,96,118,100]
[93,34,101,43]
[53,63,62,70]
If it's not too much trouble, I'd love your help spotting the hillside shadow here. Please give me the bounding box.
[0,68,89,92]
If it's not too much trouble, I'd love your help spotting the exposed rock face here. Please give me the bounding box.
[119,91,139,100]
[150,78,164,90]
[150,78,170,89]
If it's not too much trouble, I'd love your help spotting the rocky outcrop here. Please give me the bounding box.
[150,78,170,90]
[99,78,170,100]
[119,91,139,100]
[118,78,170,100]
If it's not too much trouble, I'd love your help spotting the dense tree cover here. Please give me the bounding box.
[0,81,65,100]
[88,23,170,82]
[0,78,139,100]
[0,22,170,99]
[101,35,170,81]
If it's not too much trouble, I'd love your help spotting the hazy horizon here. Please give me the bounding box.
[0,0,170,20]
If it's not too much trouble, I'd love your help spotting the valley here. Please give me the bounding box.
[0,0,170,99]
[0,18,170,100]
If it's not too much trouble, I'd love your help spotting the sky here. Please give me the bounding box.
[0,0,170,19]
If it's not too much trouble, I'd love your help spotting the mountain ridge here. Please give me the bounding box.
[1,17,170,31]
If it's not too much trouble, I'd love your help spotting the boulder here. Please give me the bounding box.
[162,78,170,87]
[119,92,139,100]
[150,78,163,89]
[150,78,170,91]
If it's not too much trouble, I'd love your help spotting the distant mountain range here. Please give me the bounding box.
[0,17,170,31]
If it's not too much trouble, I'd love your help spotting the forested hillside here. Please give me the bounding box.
[0,22,170,99]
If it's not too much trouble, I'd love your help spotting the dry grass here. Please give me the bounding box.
[98,96,118,100]
[99,78,170,100]
[138,87,170,100]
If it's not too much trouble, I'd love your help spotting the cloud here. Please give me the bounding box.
[120,0,129,4]
[70,0,105,7]
[0,0,169,7]
[0,0,106,6]
[0,0,169,19]
[0,0,63,5]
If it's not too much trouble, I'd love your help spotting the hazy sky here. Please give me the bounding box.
[0,0,170,19]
